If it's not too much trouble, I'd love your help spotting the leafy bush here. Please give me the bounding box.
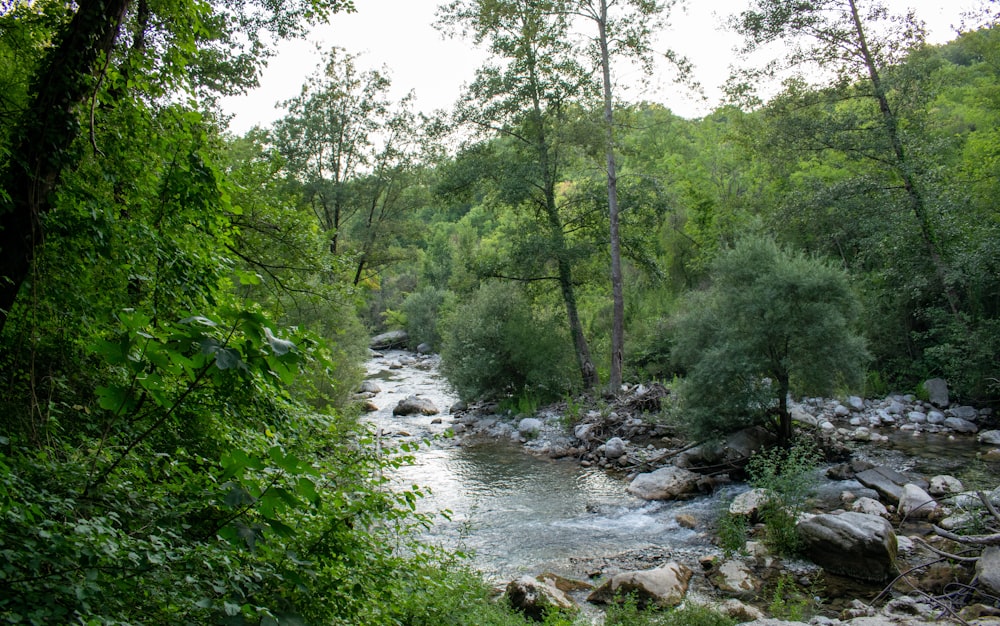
[401,286,453,351]
[746,440,821,556]
[672,236,867,443]
[716,510,750,557]
[604,596,737,626]
[440,281,578,402]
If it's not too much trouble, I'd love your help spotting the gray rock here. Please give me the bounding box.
[604,436,627,460]
[927,410,946,424]
[392,395,440,416]
[587,563,692,608]
[856,466,925,503]
[951,405,980,421]
[834,404,851,417]
[928,475,964,496]
[729,488,772,518]
[504,576,575,620]
[369,329,409,349]
[416,342,433,355]
[944,417,978,434]
[358,380,381,394]
[923,378,949,407]
[518,417,543,436]
[627,466,702,501]
[977,546,1000,596]
[709,559,762,599]
[979,430,1000,445]
[851,497,888,518]
[898,483,938,520]
[797,512,898,582]
[907,411,927,424]
[574,422,596,442]
[885,399,906,415]
[847,395,865,411]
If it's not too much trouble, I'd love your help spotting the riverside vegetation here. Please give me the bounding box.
[1,0,1000,625]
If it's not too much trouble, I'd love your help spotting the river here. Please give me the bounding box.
[364,350,736,582]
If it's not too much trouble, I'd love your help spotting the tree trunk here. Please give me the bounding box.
[0,0,131,333]
[597,0,625,392]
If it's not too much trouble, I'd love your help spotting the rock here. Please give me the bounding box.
[362,400,379,412]
[797,512,898,582]
[851,497,888,518]
[826,459,875,480]
[847,395,865,411]
[416,342,433,354]
[369,330,408,349]
[586,563,692,608]
[979,430,1000,445]
[675,513,697,529]
[392,395,440,416]
[923,378,949,407]
[834,404,851,417]
[728,488,772,519]
[626,466,701,501]
[518,417,543,437]
[898,483,939,520]
[907,410,927,423]
[449,400,467,414]
[927,410,946,425]
[928,475,963,497]
[604,436,627,460]
[708,559,762,599]
[358,380,381,394]
[504,576,575,620]
[951,405,980,421]
[574,423,597,442]
[977,546,1000,597]
[536,573,593,593]
[945,417,978,433]
[789,404,819,426]
[718,599,764,622]
[855,466,926,503]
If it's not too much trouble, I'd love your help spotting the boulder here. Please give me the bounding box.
[851,497,888,518]
[826,459,875,481]
[945,417,978,434]
[626,466,701,501]
[797,512,898,582]
[855,466,926,503]
[504,576,575,620]
[708,559,762,599]
[979,430,1000,445]
[392,395,440,416]
[928,475,964,497]
[951,405,980,421]
[586,563,692,608]
[604,436,627,460]
[358,380,381,394]
[416,342,433,354]
[728,488,772,519]
[923,378,949,408]
[977,546,1000,597]
[518,417,543,437]
[898,483,939,520]
[369,329,408,349]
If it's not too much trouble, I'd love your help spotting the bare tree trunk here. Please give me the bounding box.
[0,0,131,332]
[597,0,625,392]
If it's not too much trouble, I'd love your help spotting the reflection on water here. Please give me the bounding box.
[364,351,726,581]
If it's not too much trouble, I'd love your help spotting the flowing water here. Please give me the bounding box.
[364,350,733,581]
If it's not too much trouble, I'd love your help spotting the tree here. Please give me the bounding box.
[0,0,354,333]
[672,237,867,444]
[565,0,682,391]
[437,0,601,389]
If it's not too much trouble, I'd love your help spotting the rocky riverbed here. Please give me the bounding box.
[361,348,1000,625]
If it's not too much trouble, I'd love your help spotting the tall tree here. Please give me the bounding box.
[566,0,681,391]
[438,0,601,389]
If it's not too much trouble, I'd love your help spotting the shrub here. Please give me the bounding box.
[401,286,452,351]
[440,281,577,402]
[746,440,821,556]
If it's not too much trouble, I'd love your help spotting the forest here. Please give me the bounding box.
[0,0,998,624]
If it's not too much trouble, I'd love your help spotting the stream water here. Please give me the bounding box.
[364,350,735,582]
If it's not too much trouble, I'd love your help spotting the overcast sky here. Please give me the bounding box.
[220,0,977,134]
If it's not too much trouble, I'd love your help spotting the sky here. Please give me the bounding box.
[220,0,979,134]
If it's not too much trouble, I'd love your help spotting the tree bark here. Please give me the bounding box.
[0,0,131,332]
[597,0,625,392]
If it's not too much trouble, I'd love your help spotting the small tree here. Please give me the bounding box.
[672,237,867,444]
